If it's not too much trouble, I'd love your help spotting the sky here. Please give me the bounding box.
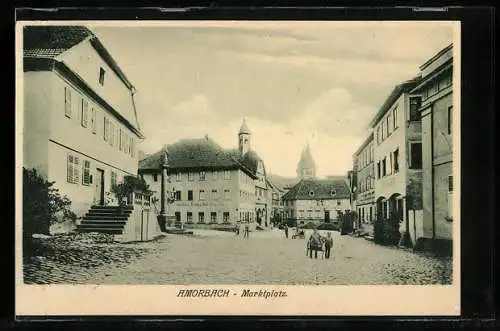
[90,21,455,178]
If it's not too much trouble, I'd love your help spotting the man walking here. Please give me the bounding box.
[284,224,289,239]
[324,232,333,259]
[308,229,322,259]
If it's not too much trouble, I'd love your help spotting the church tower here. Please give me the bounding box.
[238,118,251,155]
[296,143,317,179]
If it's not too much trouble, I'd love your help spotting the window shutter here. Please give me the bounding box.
[67,155,73,182]
[74,157,80,183]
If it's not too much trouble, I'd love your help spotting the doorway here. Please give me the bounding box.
[94,168,105,205]
[324,210,330,223]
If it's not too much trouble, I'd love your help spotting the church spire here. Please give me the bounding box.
[238,118,251,155]
[296,143,316,179]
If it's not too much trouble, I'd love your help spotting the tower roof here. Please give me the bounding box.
[297,144,316,172]
[239,118,251,134]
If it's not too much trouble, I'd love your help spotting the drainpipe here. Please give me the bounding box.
[430,105,436,248]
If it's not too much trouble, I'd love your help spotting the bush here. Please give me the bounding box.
[299,222,317,229]
[23,168,76,254]
[111,175,151,207]
[373,217,401,246]
[317,222,338,231]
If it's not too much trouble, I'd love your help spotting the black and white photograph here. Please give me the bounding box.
[16,19,460,315]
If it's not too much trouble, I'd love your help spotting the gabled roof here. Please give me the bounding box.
[138,137,257,178]
[282,178,351,200]
[369,76,421,128]
[23,25,135,91]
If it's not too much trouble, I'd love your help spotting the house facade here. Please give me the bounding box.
[23,26,143,217]
[282,179,351,226]
[353,133,375,233]
[410,44,454,248]
[138,120,272,228]
[370,77,423,246]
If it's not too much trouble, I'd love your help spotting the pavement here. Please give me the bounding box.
[23,229,452,285]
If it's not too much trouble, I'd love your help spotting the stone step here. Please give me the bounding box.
[83,214,129,220]
[79,221,127,227]
[87,209,132,215]
[90,206,133,211]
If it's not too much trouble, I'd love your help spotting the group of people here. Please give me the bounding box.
[307,229,334,259]
[234,222,251,238]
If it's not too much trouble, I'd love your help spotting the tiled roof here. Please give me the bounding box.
[138,137,257,178]
[282,178,351,200]
[23,25,93,57]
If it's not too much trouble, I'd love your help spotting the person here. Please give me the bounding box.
[244,222,250,239]
[284,224,289,238]
[324,232,333,259]
[308,229,322,259]
[234,223,240,236]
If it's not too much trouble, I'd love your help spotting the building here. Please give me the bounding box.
[370,76,423,245]
[23,25,144,217]
[410,44,454,250]
[296,144,317,179]
[282,179,351,226]
[138,119,272,228]
[267,179,284,225]
[353,133,375,234]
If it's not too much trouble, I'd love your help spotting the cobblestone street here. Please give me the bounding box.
[24,230,452,285]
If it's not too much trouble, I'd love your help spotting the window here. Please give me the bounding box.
[199,171,206,181]
[393,107,398,129]
[224,170,231,180]
[212,171,218,180]
[448,106,453,134]
[223,212,230,223]
[382,157,387,177]
[381,121,386,141]
[174,191,181,201]
[211,189,219,200]
[198,212,205,223]
[119,128,123,151]
[187,212,193,223]
[82,160,91,185]
[64,87,72,117]
[448,175,453,192]
[104,117,110,141]
[393,148,400,173]
[409,96,422,121]
[130,138,135,157]
[99,67,106,85]
[199,190,206,200]
[67,154,80,184]
[377,126,381,144]
[386,113,392,136]
[409,142,422,169]
[153,174,158,182]
[81,99,89,127]
[309,191,315,197]
[111,171,117,188]
[224,189,231,200]
[176,172,182,181]
[91,108,96,133]
[330,190,336,196]
[377,161,381,179]
[210,212,217,223]
[109,122,115,146]
[337,200,341,206]
[188,190,193,201]
[188,172,194,181]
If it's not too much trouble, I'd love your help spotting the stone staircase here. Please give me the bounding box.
[77,205,134,235]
